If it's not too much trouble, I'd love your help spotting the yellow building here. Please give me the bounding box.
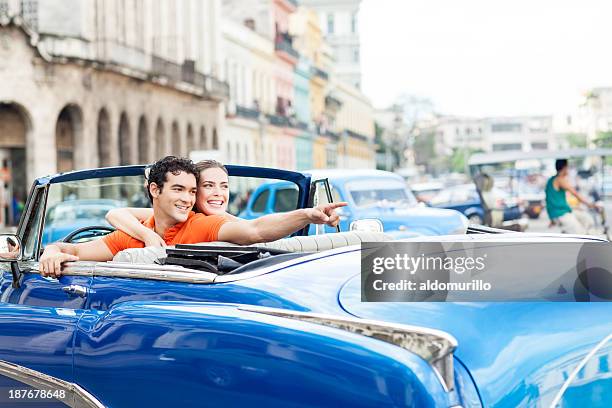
[333,80,376,168]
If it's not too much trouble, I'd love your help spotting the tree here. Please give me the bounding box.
[594,131,612,148]
[449,147,483,174]
[566,132,587,148]
[413,129,435,170]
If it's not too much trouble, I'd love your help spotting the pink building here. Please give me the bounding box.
[272,0,299,169]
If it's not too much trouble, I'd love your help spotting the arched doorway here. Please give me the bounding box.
[200,126,207,149]
[212,128,218,149]
[186,123,195,154]
[137,115,149,163]
[171,121,180,155]
[155,118,165,158]
[55,104,83,172]
[97,108,112,166]
[118,112,131,165]
[0,102,30,226]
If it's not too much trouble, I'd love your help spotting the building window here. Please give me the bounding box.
[491,123,522,133]
[351,12,357,33]
[0,1,9,16]
[20,0,38,31]
[327,13,334,34]
[531,142,548,150]
[492,143,522,151]
[353,48,359,63]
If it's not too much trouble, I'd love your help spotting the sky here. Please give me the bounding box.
[360,0,612,117]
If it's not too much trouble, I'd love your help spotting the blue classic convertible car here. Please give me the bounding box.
[0,165,610,407]
[238,169,468,238]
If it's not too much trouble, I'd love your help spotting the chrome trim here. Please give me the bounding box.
[29,261,217,284]
[549,333,612,408]
[62,284,89,297]
[35,184,50,261]
[0,359,105,408]
[240,305,458,392]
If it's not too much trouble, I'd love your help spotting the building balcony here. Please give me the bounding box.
[150,56,229,101]
[346,129,369,142]
[317,126,340,141]
[295,120,309,131]
[325,93,343,114]
[267,113,290,127]
[266,113,311,131]
[203,74,230,101]
[311,66,329,81]
[151,55,183,82]
[236,105,261,120]
[275,38,299,63]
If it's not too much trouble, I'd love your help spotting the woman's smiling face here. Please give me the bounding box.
[196,167,229,215]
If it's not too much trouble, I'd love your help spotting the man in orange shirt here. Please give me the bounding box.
[40,156,345,277]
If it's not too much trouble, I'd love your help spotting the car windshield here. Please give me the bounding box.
[46,201,123,225]
[41,175,148,243]
[346,178,417,208]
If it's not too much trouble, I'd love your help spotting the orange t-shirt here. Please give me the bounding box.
[103,211,228,256]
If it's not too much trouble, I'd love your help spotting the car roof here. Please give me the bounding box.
[35,164,310,186]
[469,148,612,166]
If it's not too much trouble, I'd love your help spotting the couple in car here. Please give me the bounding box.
[40,156,346,277]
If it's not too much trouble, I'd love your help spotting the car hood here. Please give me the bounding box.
[353,206,467,235]
[338,274,612,407]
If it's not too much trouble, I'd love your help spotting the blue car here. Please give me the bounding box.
[429,184,523,225]
[239,169,468,238]
[0,164,610,408]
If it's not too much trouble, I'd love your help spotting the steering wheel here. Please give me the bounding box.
[62,226,115,243]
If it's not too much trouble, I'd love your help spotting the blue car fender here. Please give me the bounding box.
[73,301,454,408]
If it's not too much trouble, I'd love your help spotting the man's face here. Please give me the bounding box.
[150,171,197,224]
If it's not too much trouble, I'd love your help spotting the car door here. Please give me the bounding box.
[0,185,93,309]
[0,302,83,382]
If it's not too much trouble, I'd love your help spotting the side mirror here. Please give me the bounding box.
[350,219,384,233]
[0,234,22,262]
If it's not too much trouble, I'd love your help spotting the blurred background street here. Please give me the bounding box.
[2,0,612,239]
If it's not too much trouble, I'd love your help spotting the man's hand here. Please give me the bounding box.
[39,245,79,278]
[143,229,166,247]
[305,202,348,228]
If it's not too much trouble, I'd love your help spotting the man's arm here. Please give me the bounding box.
[106,208,163,247]
[39,239,114,278]
[557,177,596,208]
[217,202,347,245]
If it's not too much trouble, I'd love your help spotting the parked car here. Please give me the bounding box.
[41,198,124,245]
[429,184,523,225]
[0,164,610,408]
[239,169,468,238]
[409,181,445,203]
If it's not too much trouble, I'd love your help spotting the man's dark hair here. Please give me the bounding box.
[555,159,568,173]
[146,156,199,203]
